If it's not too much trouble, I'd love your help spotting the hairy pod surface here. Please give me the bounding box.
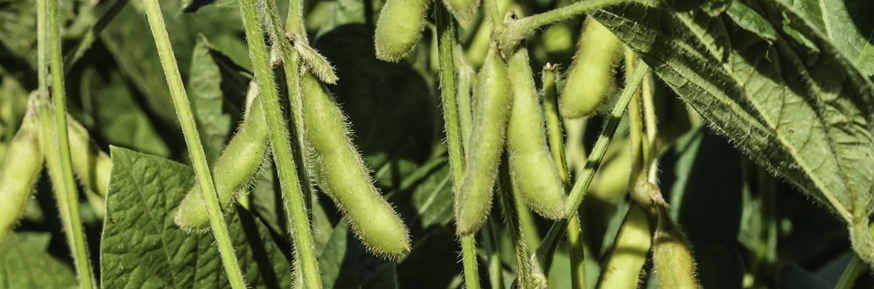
[68,116,111,198]
[443,0,480,22]
[598,205,651,289]
[560,18,622,118]
[301,72,410,259]
[0,109,43,243]
[174,95,270,233]
[505,48,566,220]
[455,46,512,236]
[654,207,701,289]
[374,0,432,62]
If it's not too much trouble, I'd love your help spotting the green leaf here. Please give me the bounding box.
[771,0,874,75]
[81,68,171,157]
[409,162,454,228]
[100,146,291,289]
[187,36,250,164]
[101,0,247,126]
[593,0,874,233]
[0,232,78,289]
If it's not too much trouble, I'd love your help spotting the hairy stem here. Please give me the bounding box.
[499,0,628,53]
[438,5,482,289]
[497,158,533,288]
[43,0,97,286]
[140,0,246,287]
[237,0,323,287]
[530,62,648,276]
[64,0,128,71]
[543,64,586,289]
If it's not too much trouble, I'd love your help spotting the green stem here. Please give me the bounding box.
[47,0,97,286]
[497,158,533,288]
[237,0,321,287]
[542,64,585,289]
[461,235,482,289]
[438,5,482,289]
[835,254,865,289]
[484,0,503,34]
[140,0,246,287]
[482,220,505,289]
[259,0,322,286]
[63,0,128,71]
[566,62,646,217]
[499,0,628,52]
[531,62,648,277]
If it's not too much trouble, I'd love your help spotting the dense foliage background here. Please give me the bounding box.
[2,0,874,288]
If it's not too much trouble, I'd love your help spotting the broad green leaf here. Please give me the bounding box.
[593,0,874,242]
[100,147,291,289]
[101,0,246,126]
[409,162,453,228]
[0,232,77,289]
[81,68,171,157]
[188,36,250,164]
[771,0,874,75]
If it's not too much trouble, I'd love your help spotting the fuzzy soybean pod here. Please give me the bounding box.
[560,17,622,118]
[374,0,432,62]
[68,116,111,198]
[505,47,566,220]
[654,206,701,289]
[597,205,651,289]
[0,109,44,243]
[174,95,270,233]
[301,72,410,259]
[455,45,512,236]
[443,0,480,21]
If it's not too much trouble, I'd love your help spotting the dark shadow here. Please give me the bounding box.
[238,206,283,289]
[313,23,436,179]
[844,0,874,49]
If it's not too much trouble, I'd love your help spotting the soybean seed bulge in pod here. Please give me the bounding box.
[374,0,432,62]
[506,47,566,220]
[301,72,410,259]
[175,95,270,233]
[560,17,622,118]
[0,107,43,244]
[455,44,512,236]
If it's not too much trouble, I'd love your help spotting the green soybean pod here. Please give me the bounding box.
[301,72,410,259]
[443,0,480,22]
[505,47,566,220]
[455,45,512,236]
[560,17,622,118]
[0,108,44,244]
[374,0,432,62]
[654,206,701,289]
[174,95,270,233]
[67,116,111,198]
[597,205,651,289]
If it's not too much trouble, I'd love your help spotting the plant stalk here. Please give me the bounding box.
[438,4,482,289]
[64,0,129,71]
[140,0,247,287]
[237,0,322,287]
[499,0,627,53]
[44,0,98,286]
[542,65,586,289]
[530,62,648,276]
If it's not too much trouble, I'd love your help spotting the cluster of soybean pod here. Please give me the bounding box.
[0,0,708,286]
